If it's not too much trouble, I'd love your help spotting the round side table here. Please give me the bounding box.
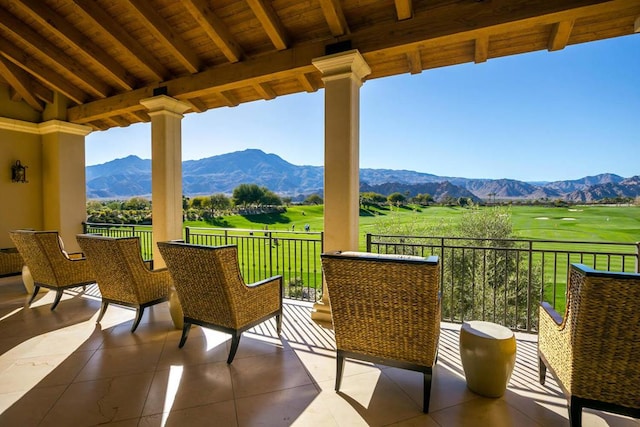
[459,320,516,397]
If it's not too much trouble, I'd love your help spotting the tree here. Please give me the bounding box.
[232,183,265,206]
[413,193,433,205]
[304,194,323,205]
[208,193,231,211]
[122,197,150,210]
[260,189,282,206]
[387,192,406,206]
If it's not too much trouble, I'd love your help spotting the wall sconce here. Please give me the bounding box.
[11,160,28,183]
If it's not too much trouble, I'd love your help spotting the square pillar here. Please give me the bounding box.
[40,120,92,252]
[311,50,371,325]
[140,95,190,268]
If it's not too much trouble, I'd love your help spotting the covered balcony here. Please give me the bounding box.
[0,273,638,426]
[1,1,640,425]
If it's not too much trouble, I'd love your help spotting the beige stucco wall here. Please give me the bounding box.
[0,121,44,248]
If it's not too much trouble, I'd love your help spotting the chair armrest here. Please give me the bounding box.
[540,301,563,326]
[66,251,85,260]
[247,275,283,289]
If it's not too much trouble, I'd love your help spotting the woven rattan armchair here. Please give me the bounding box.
[76,234,172,332]
[320,251,441,413]
[538,263,640,427]
[10,230,95,310]
[157,241,283,364]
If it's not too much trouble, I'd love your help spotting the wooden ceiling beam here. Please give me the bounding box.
[0,37,87,104]
[68,0,631,124]
[0,56,44,111]
[354,0,626,58]
[0,7,107,99]
[318,0,350,36]
[253,82,277,100]
[475,35,489,63]
[13,0,136,91]
[184,0,244,63]
[395,0,413,21]
[245,0,289,50]
[548,20,575,51]
[72,0,168,81]
[128,0,202,74]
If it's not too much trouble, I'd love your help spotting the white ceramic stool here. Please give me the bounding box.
[459,320,517,397]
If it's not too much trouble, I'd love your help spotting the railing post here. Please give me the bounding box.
[636,241,640,273]
[268,231,273,277]
[528,240,533,331]
[185,227,191,243]
[366,233,371,251]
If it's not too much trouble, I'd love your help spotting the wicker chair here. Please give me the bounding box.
[538,263,640,427]
[320,251,441,413]
[157,241,283,364]
[9,230,95,310]
[76,234,172,332]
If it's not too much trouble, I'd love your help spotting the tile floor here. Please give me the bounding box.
[0,274,638,427]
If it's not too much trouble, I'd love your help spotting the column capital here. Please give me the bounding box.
[140,95,191,117]
[312,49,371,83]
[38,120,92,136]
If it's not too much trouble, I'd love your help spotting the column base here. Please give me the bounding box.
[311,301,333,329]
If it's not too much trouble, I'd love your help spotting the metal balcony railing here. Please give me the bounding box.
[83,223,639,332]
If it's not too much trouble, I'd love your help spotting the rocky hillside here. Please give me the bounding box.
[86,149,638,202]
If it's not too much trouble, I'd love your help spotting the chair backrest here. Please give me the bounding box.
[10,230,79,286]
[564,263,640,404]
[157,241,245,328]
[76,234,146,303]
[321,251,441,366]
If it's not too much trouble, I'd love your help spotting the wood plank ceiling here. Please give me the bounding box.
[0,0,638,131]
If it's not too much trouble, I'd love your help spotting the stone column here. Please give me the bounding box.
[140,95,190,268]
[40,120,92,252]
[311,50,371,326]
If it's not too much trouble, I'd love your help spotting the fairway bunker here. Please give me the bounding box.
[535,217,550,220]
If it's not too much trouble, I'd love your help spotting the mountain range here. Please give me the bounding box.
[86,149,640,203]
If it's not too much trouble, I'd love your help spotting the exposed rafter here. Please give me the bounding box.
[475,35,489,63]
[395,0,413,21]
[245,0,289,50]
[406,50,422,74]
[128,0,202,74]
[0,56,43,111]
[253,82,277,100]
[183,0,244,63]
[72,0,168,81]
[0,36,87,104]
[0,8,108,99]
[318,0,349,36]
[548,20,575,51]
[13,0,136,91]
[298,73,318,93]
[219,90,239,107]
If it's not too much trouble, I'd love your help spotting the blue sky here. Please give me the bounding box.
[86,35,640,182]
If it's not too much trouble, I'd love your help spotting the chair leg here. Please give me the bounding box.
[27,286,41,306]
[50,289,64,311]
[227,332,242,364]
[539,357,547,385]
[568,396,583,427]
[130,307,145,332]
[335,353,345,391]
[96,301,109,323]
[276,313,282,335]
[178,323,192,348]
[423,371,432,413]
